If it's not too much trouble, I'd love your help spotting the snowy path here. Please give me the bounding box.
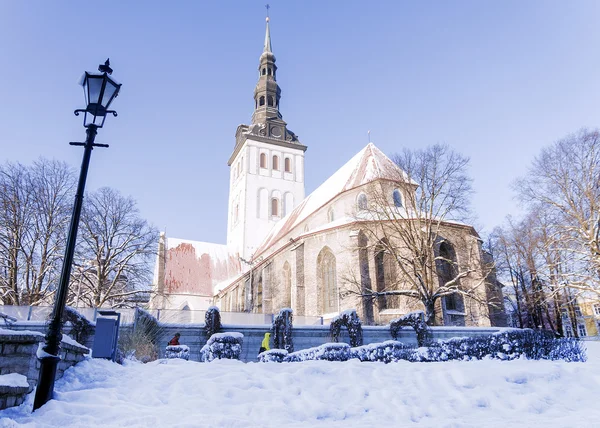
[1,343,599,428]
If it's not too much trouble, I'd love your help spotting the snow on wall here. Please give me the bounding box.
[164,238,241,296]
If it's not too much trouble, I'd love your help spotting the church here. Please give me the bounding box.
[150,16,505,327]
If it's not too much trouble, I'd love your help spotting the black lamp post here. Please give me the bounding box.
[33,59,122,410]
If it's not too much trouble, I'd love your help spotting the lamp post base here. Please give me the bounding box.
[33,354,61,410]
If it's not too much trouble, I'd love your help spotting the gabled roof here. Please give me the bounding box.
[253,143,414,257]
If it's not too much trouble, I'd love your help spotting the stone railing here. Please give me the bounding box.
[0,329,89,410]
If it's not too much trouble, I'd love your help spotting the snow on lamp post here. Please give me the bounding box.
[33,59,122,410]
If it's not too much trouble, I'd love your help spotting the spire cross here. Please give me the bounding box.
[265,4,270,19]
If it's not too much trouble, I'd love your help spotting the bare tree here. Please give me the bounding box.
[72,187,158,308]
[0,159,74,305]
[344,144,494,325]
[516,128,600,296]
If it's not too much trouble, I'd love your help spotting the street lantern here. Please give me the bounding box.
[33,59,121,411]
[76,59,121,127]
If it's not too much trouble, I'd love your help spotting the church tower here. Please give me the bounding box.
[227,15,307,261]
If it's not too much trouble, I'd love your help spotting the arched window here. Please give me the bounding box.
[375,241,397,310]
[357,193,368,210]
[262,68,266,75]
[318,248,337,313]
[438,241,464,322]
[358,232,374,324]
[284,157,291,172]
[268,68,272,76]
[272,155,279,170]
[267,96,274,107]
[271,198,279,216]
[282,262,291,308]
[393,189,402,207]
[259,96,265,106]
[327,207,335,222]
[260,153,267,168]
[255,275,263,313]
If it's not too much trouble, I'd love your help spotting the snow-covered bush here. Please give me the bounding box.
[285,343,351,362]
[258,349,288,363]
[204,306,221,339]
[64,306,95,345]
[349,340,417,363]
[389,311,431,347]
[165,345,190,360]
[272,308,293,353]
[330,309,363,347]
[418,330,586,362]
[200,332,243,362]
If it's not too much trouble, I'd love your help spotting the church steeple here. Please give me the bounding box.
[252,16,282,124]
[229,11,305,167]
[264,16,272,53]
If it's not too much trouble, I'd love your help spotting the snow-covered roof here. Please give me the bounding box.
[253,143,414,257]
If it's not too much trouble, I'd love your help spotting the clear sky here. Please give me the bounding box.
[1,1,599,244]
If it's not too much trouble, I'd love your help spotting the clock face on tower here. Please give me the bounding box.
[271,126,282,138]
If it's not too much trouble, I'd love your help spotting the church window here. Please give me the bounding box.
[283,262,292,308]
[271,198,280,216]
[375,242,397,310]
[262,68,266,76]
[267,96,274,107]
[327,207,334,222]
[318,248,337,313]
[284,157,291,172]
[393,189,402,207]
[357,193,368,211]
[438,241,464,321]
[358,231,374,324]
[259,96,265,106]
[260,153,267,168]
[272,155,279,170]
[255,276,263,313]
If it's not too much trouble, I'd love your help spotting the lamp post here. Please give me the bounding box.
[33,60,122,410]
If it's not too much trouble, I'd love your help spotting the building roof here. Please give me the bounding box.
[253,143,414,257]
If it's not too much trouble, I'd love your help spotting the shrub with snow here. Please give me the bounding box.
[285,343,351,362]
[258,349,288,363]
[349,340,417,363]
[272,308,293,353]
[200,332,243,362]
[330,309,363,347]
[204,306,221,339]
[277,330,585,363]
[389,311,431,347]
[165,345,190,361]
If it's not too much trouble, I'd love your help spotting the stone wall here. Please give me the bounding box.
[0,329,89,410]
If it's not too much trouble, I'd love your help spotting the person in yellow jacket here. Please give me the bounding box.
[259,332,271,354]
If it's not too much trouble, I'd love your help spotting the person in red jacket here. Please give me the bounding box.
[168,332,181,346]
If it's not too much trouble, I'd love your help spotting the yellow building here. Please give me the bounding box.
[561,297,600,339]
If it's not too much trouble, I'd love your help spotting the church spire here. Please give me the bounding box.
[264,16,272,53]
[252,10,281,124]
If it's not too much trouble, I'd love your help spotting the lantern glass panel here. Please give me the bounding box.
[86,75,104,106]
[101,79,119,108]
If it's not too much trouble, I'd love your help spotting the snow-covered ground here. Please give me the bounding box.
[1,342,599,428]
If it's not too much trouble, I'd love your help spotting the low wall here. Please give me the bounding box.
[0,328,89,410]
[5,320,509,364]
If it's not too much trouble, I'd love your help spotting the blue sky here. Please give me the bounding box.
[1,1,599,243]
